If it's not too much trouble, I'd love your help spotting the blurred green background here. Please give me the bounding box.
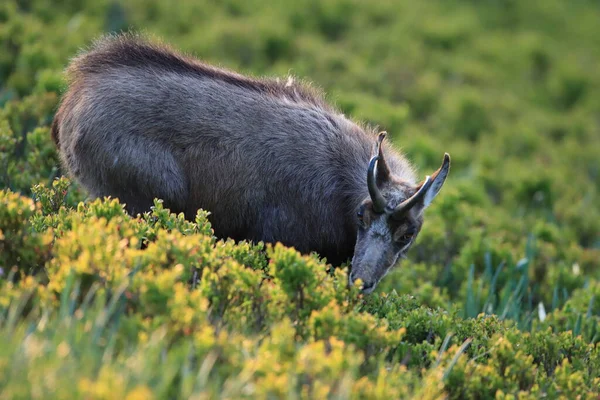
[1,0,600,397]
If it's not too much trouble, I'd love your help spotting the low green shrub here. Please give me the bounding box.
[2,0,600,397]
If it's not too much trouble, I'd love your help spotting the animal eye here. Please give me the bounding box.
[357,209,364,221]
[398,231,415,244]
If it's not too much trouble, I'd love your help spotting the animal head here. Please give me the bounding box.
[349,132,450,293]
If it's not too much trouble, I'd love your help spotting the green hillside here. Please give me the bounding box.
[1,0,599,398]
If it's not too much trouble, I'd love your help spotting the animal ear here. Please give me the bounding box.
[422,153,450,208]
[374,131,390,185]
[391,153,450,219]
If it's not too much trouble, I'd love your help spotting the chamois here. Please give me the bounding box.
[52,34,450,292]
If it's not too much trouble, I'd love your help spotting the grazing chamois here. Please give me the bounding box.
[52,34,450,292]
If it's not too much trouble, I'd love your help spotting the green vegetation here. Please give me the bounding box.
[1,0,599,398]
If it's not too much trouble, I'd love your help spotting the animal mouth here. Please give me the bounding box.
[361,282,376,294]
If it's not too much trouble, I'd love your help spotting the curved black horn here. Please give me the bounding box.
[391,176,433,220]
[367,132,388,213]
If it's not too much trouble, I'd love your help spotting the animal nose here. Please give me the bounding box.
[348,272,375,292]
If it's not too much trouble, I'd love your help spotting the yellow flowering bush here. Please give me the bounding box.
[2,0,600,397]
